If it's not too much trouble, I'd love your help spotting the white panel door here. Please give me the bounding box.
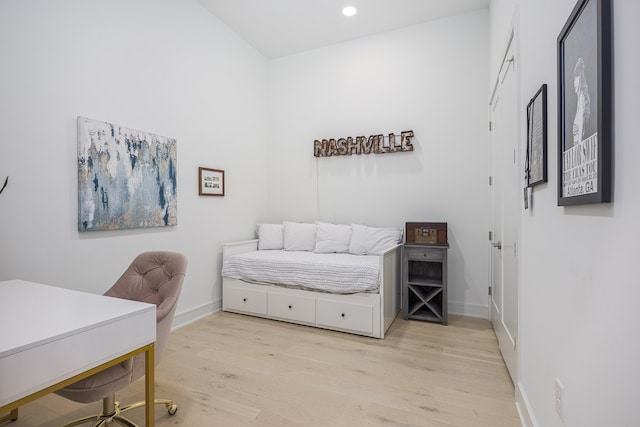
[489,36,519,382]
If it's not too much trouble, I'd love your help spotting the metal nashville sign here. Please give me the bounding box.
[314,130,414,158]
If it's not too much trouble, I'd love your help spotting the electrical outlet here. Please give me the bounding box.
[555,378,565,422]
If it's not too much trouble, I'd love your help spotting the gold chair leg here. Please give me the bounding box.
[62,414,105,427]
[62,396,177,427]
[119,398,177,416]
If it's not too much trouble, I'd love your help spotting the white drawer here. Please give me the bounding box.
[224,285,267,315]
[268,292,316,324]
[316,299,373,334]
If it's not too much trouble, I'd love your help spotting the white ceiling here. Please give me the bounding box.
[198,0,490,59]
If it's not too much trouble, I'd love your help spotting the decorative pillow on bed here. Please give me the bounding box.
[257,223,284,250]
[349,223,403,255]
[313,222,351,253]
[283,221,317,251]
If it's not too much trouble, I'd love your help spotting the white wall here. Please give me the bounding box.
[0,0,269,322]
[268,10,491,318]
[490,0,640,426]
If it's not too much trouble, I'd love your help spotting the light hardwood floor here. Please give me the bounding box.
[8,312,521,427]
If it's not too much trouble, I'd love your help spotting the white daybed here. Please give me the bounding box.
[221,222,402,339]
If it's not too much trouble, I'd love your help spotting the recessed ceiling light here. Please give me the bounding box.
[342,6,357,17]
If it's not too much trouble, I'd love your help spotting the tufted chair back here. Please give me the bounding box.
[55,251,187,405]
[105,251,187,366]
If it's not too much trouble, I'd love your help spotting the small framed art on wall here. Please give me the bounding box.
[526,84,547,188]
[198,167,225,197]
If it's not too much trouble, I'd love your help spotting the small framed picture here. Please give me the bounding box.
[557,0,612,205]
[526,84,548,187]
[198,167,225,196]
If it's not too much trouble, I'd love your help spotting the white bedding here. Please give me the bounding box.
[221,250,380,294]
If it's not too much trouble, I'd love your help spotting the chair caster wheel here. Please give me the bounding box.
[167,404,178,415]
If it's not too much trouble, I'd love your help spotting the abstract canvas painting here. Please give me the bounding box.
[77,117,177,231]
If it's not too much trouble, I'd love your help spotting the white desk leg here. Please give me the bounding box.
[145,343,155,427]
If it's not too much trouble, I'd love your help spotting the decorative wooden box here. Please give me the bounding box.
[405,222,448,245]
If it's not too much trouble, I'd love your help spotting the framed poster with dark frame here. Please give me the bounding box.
[557,0,612,206]
[526,84,548,187]
[198,167,225,196]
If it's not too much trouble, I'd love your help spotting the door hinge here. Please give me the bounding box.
[489,231,493,241]
[488,286,492,296]
[489,121,493,131]
[489,176,493,186]
[514,335,517,350]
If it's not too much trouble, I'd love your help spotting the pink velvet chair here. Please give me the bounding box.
[55,251,187,427]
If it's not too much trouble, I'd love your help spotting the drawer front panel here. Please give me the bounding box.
[224,286,267,315]
[405,248,444,261]
[268,292,316,324]
[316,299,373,334]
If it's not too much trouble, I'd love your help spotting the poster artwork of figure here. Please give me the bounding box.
[558,0,612,205]
[561,0,598,198]
[563,55,597,197]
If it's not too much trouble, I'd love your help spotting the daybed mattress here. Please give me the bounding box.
[221,250,380,294]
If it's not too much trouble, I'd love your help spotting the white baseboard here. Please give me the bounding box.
[449,300,488,319]
[516,381,536,427]
[172,299,221,330]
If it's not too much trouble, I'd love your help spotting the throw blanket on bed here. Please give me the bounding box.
[222,250,380,294]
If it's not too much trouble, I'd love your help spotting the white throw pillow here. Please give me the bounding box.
[257,223,284,250]
[349,224,403,255]
[314,222,351,253]
[283,222,317,251]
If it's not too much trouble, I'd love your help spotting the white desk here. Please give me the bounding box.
[0,280,156,426]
